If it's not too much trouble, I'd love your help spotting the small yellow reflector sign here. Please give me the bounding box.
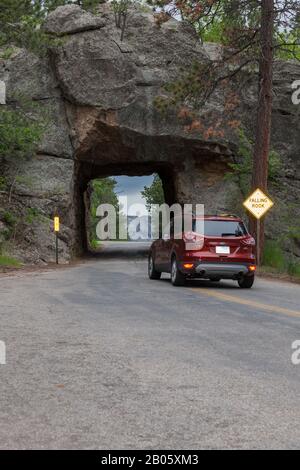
[54,216,60,232]
[243,188,274,220]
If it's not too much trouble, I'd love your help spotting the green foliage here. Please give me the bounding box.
[90,178,119,218]
[0,0,102,53]
[149,0,299,61]
[0,228,11,242]
[0,1,48,53]
[278,46,300,61]
[2,211,18,226]
[79,0,106,12]
[141,175,165,237]
[112,0,131,19]
[287,261,300,278]
[268,150,282,180]
[197,1,260,47]
[275,14,300,61]
[0,1,30,46]
[141,174,164,212]
[0,97,46,205]
[89,238,101,250]
[0,46,16,59]
[0,177,8,191]
[262,239,300,279]
[88,177,119,246]
[0,101,45,164]
[226,129,282,197]
[201,20,225,44]
[41,0,104,13]
[112,0,131,41]
[226,130,253,197]
[25,207,43,224]
[156,61,209,111]
[285,224,300,244]
[262,240,286,271]
[0,254,21,267]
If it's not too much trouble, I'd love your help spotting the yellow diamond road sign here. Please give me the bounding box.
[243,188,274,220]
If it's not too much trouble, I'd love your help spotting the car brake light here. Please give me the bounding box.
[248,265,256,272]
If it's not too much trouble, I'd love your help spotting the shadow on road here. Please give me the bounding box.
[158,277,241,290]
[86,241,151,260]
[186,279,240,289]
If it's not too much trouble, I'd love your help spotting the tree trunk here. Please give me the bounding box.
[249,0,274,265]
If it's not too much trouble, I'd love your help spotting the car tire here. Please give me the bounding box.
[238,275,255,289]
[171,257,185,286]
[148,254,161,280]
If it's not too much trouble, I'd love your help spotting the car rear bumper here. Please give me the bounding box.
[180,262,254,279]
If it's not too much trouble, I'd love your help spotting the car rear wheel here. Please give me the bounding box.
[171,257,185,286]
[238,275,255,289]
[148,254,161,280]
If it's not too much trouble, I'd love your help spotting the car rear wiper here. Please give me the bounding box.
[221,232,243,237]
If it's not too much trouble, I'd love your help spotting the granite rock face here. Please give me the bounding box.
[0,4,299,263]
[44,4,107,36]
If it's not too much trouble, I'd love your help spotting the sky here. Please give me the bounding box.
[115,175,154,216]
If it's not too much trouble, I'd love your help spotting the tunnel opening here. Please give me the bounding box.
[73,161,176,256]
[84,173,165,254]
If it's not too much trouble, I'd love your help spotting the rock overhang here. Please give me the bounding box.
[45,3,231,158]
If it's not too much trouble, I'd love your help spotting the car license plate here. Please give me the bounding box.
[216,246,230,254]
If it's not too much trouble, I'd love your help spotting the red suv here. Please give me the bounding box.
[148,215,256,288]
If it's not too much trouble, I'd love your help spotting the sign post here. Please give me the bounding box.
[54,216,60,264]
[256,217,261,267]
[243,188,274,265]
[0,80,6,105]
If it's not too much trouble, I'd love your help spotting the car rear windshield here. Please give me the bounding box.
[193,220,248,237]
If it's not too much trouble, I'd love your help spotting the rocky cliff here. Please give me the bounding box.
[0,3,299,263]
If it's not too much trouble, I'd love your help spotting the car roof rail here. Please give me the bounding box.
[191,213,241,219]
[217,213,240,218]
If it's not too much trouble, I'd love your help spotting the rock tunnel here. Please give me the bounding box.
[44,4,236,259]
[72,111,233,255]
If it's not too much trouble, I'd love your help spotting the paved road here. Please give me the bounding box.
[0,243,300,449]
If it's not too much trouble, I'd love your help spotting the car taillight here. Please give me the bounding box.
[242,237,256,246]
[248,265,256,272]
[183,232,204,251]
[183,263,194,269]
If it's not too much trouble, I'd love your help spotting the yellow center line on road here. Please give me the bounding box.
[190,288,300,319]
